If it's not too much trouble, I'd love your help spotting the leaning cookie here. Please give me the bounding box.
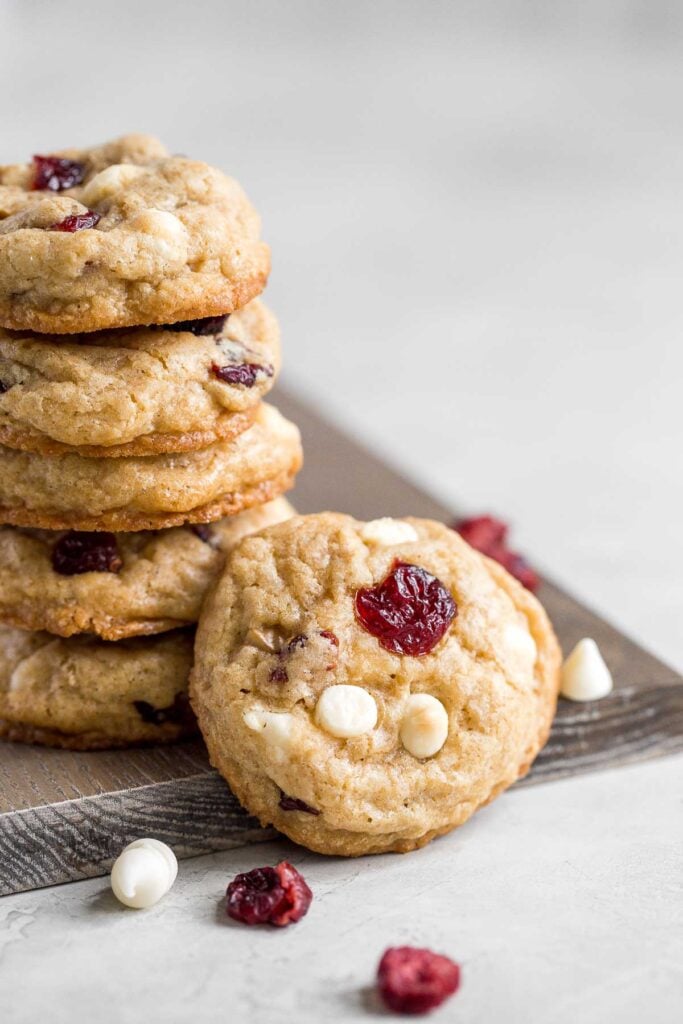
[191,513,561,857]
[0,133,269,333]
[0,300,279,457]
[0,498,294,640]
[0,625,196,750]
[0,404,301,531]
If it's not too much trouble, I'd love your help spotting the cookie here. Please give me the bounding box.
[0,403,302,531]
[191,513,561,857]
[0,134,269,333]
[0,300,279,456]
[0,624,196,750]
[0,498,294,640]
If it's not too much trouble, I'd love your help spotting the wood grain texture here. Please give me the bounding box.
[1,388,680,896]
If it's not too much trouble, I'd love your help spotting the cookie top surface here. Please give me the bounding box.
[191,513,561,856]
[0,300,280,456]
[0,624,196,750]
[0,497,293,640]
[0,134,270,333]
[0,402,302,531]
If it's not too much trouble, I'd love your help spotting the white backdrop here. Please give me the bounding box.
[1,0,681,666]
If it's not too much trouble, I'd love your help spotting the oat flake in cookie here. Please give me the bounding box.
[0,625,196,750]
[0,134,270,333]
[0,300,280,457]
[190,512,561,857]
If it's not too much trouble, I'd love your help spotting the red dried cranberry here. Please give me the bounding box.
[319,629,339,647]
[51,531,123,576]
[279,792,320,815]
[165,315,228,336]
[377,946,461,1015]
[269,665,289,683]
[50,210,100,232]
[355,560,456,656]
[211,362,274,387]
[32,155,85,192]
[454,515,540,592]
[269,861,313,926]
[226,861,312,927]
[226,866,285,925]
[190,523,213,542]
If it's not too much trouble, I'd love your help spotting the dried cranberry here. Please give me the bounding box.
[279,792,320,815]
[355,561,456,656]
[377,947,461,1015]
[51,531,122,576]
[269,665,289,683]
[269,861,313,926]
[226,866,285,925]
[286,633,309,653]
[32,155,86,191]
[50,210,100,232]
[133,693,193,727]
[454,515,540,592]
[211,362,274,387]
[165,315,228,336]
[319,629,339,647]
[190,523,213,542]
[226,861,312,927]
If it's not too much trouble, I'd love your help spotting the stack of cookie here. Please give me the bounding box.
[0,135,301,749]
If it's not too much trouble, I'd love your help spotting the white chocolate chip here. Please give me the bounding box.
[81,163,146,205]
[243,709,296,749]
[561,638,613,701]
[503,622,537,670]
[315,685,378,738]
[400,693,449,758]
[110,838,177,910]
[130,208,188,255]
[360,518,419,546]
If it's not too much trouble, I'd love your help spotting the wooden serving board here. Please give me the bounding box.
[1,390,681,896]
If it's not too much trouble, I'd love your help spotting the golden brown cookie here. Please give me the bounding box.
[0,624,197,750]
[0,403,302,531]
[191,513,561,856]
[0,134,269,333]
[0,498,294,640]
[0,300,279,456]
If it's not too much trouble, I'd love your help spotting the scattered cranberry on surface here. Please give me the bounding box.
[32,155,86,191]
[355,561,456,656]
[51,531,122,576]
[50,210,101,232]
[211,362,274,387]
[226,861,312,927]
[454,515,540,592]
[377,946,461,1015]
[165,315,229,336]
[279,792,320,815]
